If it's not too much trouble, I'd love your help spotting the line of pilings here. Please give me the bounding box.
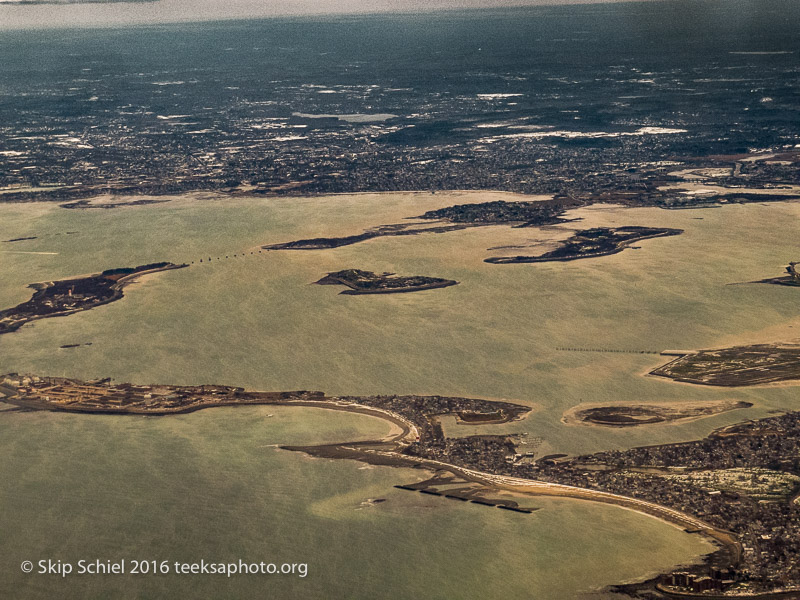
[556,347,661,355]
[189,249,266,265]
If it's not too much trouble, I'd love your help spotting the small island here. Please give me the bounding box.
[651,345,800,387]
[315,269,458,295]
[3,236,37,243]
[562,400,753,427]
[485,226,683,264]
[0,262,186,336]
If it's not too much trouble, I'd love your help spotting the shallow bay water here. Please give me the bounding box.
[0,405,712,600]
[2,191,799,597]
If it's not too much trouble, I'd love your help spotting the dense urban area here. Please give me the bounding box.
[408,408,800,596]
[1,99,799,209]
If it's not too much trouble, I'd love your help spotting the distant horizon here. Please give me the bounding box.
[0,0,667,30]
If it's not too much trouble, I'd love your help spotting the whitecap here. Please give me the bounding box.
[477,93,523,99]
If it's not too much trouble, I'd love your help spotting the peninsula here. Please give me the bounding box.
[0,262,187,336]
[7,373,800,596]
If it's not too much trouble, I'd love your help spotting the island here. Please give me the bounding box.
[651,345,800,387]
[562,400,753,427]
[60,198,170,210]
[485,226,683,264]
[7,372,800,596]
[315,269,458,294]
[265,221,683,266]
[0,262,187,336]
[261,221,475,250]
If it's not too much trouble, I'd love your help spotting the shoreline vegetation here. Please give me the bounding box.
[0,263,187,337]
[314,269,458,295]
[5,374,800,598]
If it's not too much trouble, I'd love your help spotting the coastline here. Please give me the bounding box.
[0,394,419,444]
[0,383,735,585]
[4,191,800,596]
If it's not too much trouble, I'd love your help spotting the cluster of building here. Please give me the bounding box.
[1,90,796,210]
[408,410,800,595]
[0,110,643,202]
[318,393,800,594]
[661,570,737,594]
[0,263,181,337]
[337,393,530,448]
[0,275,117,335]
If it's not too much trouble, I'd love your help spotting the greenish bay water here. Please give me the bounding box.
[0,406,710,600]
[2,192,799,597]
